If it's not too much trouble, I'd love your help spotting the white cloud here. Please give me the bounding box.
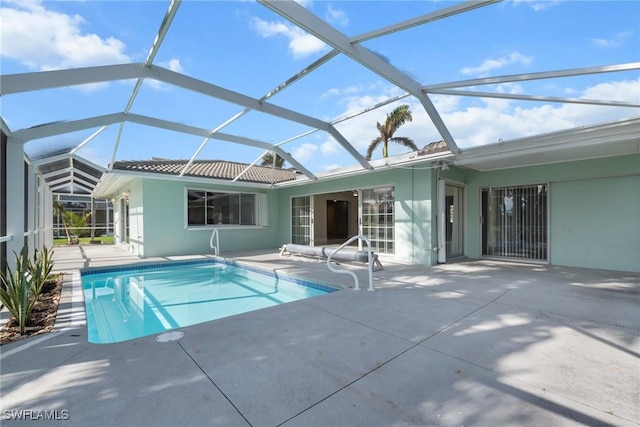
[512,0,561,12]
[295,0,313,8]
[324,76,640,163]
[438,77,640,147]
[589,31,634,48]
[250,16,328,59]
[291,142,319,162]
[325,4,349,27]
[320,82,383,100]
[322,163,343,171]
[320,140,339,155]
[461,52,533,77]
[0,0,130,71]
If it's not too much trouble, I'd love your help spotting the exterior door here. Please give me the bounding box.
[446,184,464,258]
[291,196,313,245]
[481,184,548,261]
[438,181,464,262]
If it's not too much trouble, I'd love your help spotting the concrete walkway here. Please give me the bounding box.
[1,245,638,426]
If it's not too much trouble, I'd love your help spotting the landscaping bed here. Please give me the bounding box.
[0,274,64,345]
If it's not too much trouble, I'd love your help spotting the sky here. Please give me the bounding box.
[1,0,639,174]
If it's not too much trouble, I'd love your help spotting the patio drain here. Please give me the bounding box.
[156,331,184,343]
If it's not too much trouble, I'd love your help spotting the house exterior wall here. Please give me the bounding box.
[276,166,436,265]
[131,178,280,258]
[114,153,637,272]
[457,154,640,272]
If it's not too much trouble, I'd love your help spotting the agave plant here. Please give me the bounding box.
[0,246,32,335]
[0,245,56,335]
[28,246,55,301]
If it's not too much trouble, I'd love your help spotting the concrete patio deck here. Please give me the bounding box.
[1,245,638,426]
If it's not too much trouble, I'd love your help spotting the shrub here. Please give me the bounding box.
[0,246,32,335]
[0,245,56,335]
[28,246,55,302]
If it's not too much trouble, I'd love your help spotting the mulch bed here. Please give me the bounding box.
[0,274,64,345]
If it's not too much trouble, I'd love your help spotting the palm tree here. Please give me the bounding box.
[261,152,286,168]
[365,104,419,160]
[53,201,73,244]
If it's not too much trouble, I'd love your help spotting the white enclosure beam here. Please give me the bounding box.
[271,147,316,180]
[13,112,319,181]
[353,0,501,43]
[427,89,640,108]
[0,63,149,95]
[423,62,640,90]
[112,0,182,169]
[259,0,460,154]
[3,63,324,126]
[12,113,124,142]
[5,137,25,269]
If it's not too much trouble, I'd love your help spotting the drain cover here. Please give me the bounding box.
[156,331,184,342]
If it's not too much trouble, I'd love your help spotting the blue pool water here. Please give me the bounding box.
[81,260,335,344]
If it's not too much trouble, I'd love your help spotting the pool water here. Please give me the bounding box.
[81,261,335,344]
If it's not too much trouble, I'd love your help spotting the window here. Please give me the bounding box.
[361,186,395,254]
[291,196,311,245]
[187,190,257,226]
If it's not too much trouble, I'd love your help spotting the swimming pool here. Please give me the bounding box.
[81,260,336,344]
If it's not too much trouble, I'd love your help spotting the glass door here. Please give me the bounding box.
[291,196,312,245]
[446,184,464,258]
[481,184,548,261]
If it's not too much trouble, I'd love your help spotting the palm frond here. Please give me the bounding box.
[365,137,383,160]
[389,137,418,151]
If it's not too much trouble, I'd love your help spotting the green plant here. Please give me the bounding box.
[0,245,56,335]
[28,246,55,301]
[53,200,91,243]
[0,246,33,335]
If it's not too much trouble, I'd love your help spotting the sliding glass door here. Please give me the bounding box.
[482,184,548,261]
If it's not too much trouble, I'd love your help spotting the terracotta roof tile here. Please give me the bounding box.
[112,159,299,184]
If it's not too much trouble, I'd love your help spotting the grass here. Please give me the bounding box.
[53,236,115,246]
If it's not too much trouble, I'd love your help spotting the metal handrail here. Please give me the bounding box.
[326,235,375,291]
[209,228,220,255]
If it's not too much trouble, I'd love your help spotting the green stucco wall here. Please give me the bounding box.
[458,154,640,272]
[132,179,281,258]
[276,166,435,264]
[121,153,637,271]
[551,175,639,271]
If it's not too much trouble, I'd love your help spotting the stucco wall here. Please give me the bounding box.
[551,175,639,272]
[459,154,640,272]
[132,179,281,258]
[276,166,435,265]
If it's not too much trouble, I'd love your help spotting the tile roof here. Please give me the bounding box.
[418,140,449,155]
[112,159,300,184]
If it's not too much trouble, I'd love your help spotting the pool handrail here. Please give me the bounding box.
[210,228,219,255]
[326,235,375,291]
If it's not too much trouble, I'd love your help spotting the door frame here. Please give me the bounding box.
[437,179,466,263]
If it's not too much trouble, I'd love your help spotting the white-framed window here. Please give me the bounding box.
[360,186,395,254]
[186,189,258,226]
